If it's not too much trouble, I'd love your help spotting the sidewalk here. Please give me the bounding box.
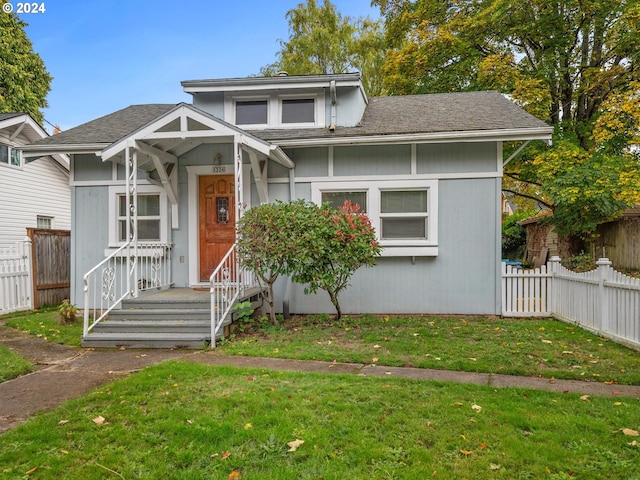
[2,323,640,434]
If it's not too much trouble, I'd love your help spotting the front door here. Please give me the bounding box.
[199,175,235,282]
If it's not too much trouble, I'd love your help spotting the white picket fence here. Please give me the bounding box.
[0,239,34,314]
[502,257,640,349]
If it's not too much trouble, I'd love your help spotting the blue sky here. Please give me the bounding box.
[17,0,380,133]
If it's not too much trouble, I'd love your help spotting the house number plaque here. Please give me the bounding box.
[211,166,228,174]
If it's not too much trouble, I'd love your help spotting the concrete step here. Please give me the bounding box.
[108,308,210,322]
[92,319,212,334]
[81,332,215,349]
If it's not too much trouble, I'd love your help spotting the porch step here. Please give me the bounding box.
[81,332,215,349]
[81,287,264,349]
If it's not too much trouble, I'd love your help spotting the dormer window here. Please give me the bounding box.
[282,98,315,124]
[227,92,325,129]
[236,100,268,125]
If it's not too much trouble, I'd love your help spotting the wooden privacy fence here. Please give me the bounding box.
[0,239,33,313]
[502,257,640,349]
[27,229,71,308]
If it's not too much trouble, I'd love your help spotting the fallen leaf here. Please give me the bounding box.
[92,416,106,425]
[221,451,231,459]
[25,467,38,475]
[459,449,473,456]
[373,344,381,349]
[244,423,252,430]
[287,439,304,452]
[58,420,69,425]
[542,339,553,344]
[628,440,637,446]
[580,395,590,402]
[471,404,482,413]
[247,376,254,381]
[489,464,501,470]
[372,357,379,363]
[614,402,622,406]
[228,471,241,479]
[622,428,639,436]
[186,419,193,425]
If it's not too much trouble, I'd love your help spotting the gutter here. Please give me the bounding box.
[270,127,554,148]
[329,80,337,132]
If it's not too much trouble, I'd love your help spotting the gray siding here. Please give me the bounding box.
[70,186,109,305]
[334,145,411,176]
[417,142,497,174]
[73,154,112,181]
[192,92,225,119]
[272,177,501,315]
[285,147,328,177]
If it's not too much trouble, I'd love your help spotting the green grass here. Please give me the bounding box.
[221,315,640,385]
[2,307,82,347]
[0,361,639,479]
[0,344,33,382]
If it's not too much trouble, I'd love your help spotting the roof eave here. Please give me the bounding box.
[269,127,554,147]
[21,143,109,157]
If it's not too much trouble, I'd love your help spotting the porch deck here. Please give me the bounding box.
[81,286,263,349]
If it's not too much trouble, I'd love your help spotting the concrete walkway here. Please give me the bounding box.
[2,322,640,434]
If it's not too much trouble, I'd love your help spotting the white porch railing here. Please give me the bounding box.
[83,242,173,336]
[0,239,33,314]
[209,243,258,347]
[502,257,640,350]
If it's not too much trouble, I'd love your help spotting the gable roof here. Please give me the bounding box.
[25,90,552,153]
[31,104,176,148]
[252,91,551,145]
[25,103,293,168]
[0,112,70,169]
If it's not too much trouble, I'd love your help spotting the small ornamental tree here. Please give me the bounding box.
[293,200,382,319]
[236,200,317,324]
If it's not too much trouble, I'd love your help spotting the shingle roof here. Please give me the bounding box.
[252,91,549,142]
[29,91,550,148]
[32,104,176,145]
[0,112,26,121]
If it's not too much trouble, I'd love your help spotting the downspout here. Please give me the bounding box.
[329,80,337,132]
[282,167,296,319]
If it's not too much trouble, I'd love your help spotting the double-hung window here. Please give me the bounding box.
[313,179,438,256]
[108,185,167,246]
[0,144,21,167]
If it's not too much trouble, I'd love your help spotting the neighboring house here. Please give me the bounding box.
[24,73,551,345]
[521,207,640,270]
[0,113,70,245]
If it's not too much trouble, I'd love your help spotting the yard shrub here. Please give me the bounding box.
[237,200,381,321]
[292,200,382,319]
[237,200,317,324]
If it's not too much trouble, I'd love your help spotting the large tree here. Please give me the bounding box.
[0,5,52,125]
[375,0,640,236]
[261,0,387,96]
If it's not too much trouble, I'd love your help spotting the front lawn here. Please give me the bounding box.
[3,307,82,347]
[1,361,639,479]
[0,344,33,382]
[221,315,640,385]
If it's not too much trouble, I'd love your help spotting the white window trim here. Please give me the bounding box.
[36,215,54,229]
[231,96,270,128]
[107,185,168,248]
[0,143,22,169]
[277,92,325,128]
[311,179,438,257]
[224,91,325,129]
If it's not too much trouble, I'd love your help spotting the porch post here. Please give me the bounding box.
[125,143,138,298]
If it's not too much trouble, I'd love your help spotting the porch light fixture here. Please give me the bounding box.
[213,153,222,165]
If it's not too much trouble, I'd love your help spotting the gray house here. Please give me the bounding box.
[25,73,552,347]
